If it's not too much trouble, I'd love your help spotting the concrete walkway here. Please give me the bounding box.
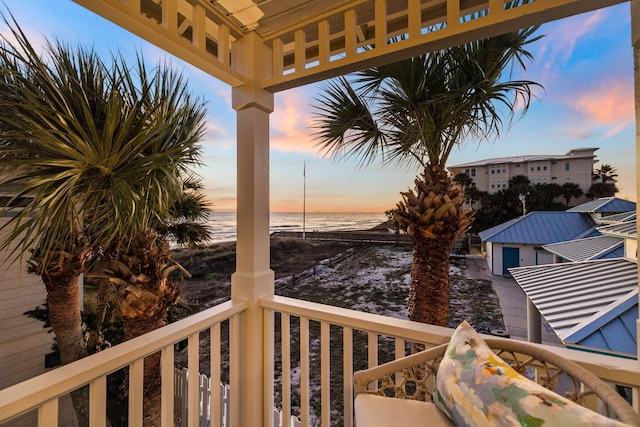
[464,255,562,346]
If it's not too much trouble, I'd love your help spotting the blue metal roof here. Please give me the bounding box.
[597,221,637,239]
[597,211,636,224]
[567,197,636,214]
[478,212,595,244]
[542,235,624,262]
[510,258,637,358]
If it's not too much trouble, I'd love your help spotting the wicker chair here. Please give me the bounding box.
[354,338,640,427]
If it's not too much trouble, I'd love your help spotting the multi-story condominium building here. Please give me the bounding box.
[448,147,597,205]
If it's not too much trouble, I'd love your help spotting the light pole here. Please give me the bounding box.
[518,193,527,216]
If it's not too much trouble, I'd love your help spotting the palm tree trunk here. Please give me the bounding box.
[42,271,90,427]
[123,312,167,427]
[407,235,453,326]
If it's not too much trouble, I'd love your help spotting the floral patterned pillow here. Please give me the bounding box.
[434,321,630,427]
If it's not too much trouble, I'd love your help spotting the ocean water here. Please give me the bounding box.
[208,212,388,243]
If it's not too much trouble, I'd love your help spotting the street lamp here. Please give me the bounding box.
[518,193,527,216]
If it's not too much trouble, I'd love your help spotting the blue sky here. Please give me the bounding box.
[0,1,635,213]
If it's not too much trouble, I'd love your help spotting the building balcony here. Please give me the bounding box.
[1,295,638,426]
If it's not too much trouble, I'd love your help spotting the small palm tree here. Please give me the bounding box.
[560,182,583,208]
[0,13,206,426]
[313,23,541,326]
[96,177,211,425]
[452,172,474,190]
[593,164,618,183]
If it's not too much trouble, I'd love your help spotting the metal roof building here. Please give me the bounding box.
[542,235,624,262]
[478,211,596,244]
[567,197,636,214]
[598,221,638,239]
[510,259,637,359]
[597,211,636,224]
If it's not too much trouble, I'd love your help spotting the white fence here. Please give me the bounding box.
[174,368,301,427]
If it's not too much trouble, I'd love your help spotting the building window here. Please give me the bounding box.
[491,184,495,189]
[465,168,469,175]
[543,178,547,184]
[502,167,506,173]
[551,176,557,180]
[565,161,570,171]
[471,182,476,187]
[537,165,541,171]
[471,168,476,177]
[543,165,547,171]
[530,166,534,171]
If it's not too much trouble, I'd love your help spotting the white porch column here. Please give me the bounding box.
[231,31,275,427]
[632,0,640,361]
[526,297,542,344]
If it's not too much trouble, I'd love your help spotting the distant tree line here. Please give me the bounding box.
[454,164,619,233]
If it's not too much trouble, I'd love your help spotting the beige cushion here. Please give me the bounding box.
[354,394,454,427]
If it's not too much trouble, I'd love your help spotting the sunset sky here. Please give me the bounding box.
[1,1,635,214]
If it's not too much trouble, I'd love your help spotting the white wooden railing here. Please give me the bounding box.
[1,296,639,427]
[0,300,247,427]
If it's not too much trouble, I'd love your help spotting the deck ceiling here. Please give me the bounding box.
[72,0,628,92]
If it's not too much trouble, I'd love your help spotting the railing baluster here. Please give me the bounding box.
[344,10,357,58]
[229,314,241,426]
[264,309,275,427]
[447,0,460,28]
[161,345,175,427]
[128,359,144,427]
[320,321,330,427]
[343,326,354,427]
[367,332,378,391]
[218,24,231,66]
[38,399,58,427]
[211,323,222,427]
[374,0,386,49]
[188,332,200,427]
[281,313,291,427]
[300,317,310,426]
[192,3,206,50]
[294,30,306,73]
[318,20,330,66]
[161,0,177,32]
[272,38,284,79]
[408,0,421,38]
[90,377,107,427]
[395,338,405,385]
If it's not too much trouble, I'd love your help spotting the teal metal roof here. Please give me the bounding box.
[509,259,637,358]
[567,197,636,214]
[478,212,595,244]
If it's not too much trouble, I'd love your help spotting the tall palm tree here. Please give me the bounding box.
[313,25,541,326]
[0,14,206,426]
[560,182,583,208]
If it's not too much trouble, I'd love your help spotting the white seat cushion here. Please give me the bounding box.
[354,394,454,427]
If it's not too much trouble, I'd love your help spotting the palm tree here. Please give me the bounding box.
[593,163,618,183]
[96,177,211,425]
[0,14,206,426]
[560,182,583,208]
[452,172,474,190]
[313,25,541,326]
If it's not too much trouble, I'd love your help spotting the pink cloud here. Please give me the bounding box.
[270,88,322,155]
[564,80,634,138]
